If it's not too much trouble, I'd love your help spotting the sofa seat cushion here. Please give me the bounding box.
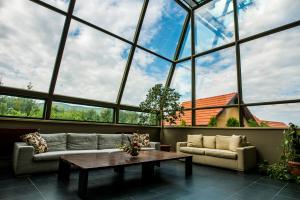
[33,149,122,161]
[205,149,237,160]
[67,133,98,150]
[179,147,205,155]
[140,147,155,151]
[40,133,67,152]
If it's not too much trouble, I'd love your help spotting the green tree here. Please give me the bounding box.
[139,84,184,136]
[226,117,240,127]
[99,108,113,122]
[208,116,218,127]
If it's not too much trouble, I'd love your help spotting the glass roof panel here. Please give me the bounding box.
[170,61,191,102]
[195,0,235,53]
[54,20,131,102]
[41,0,70,11]
[0,0,65,92]
[238,0,300,38]
[121,48,171,106]
[74,0,144,41]
[196,47,237,106]
[241,26,300,103]
[179,21,191,59]
[138,0,187,59]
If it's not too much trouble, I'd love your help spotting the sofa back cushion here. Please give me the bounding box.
[229,135,242,152]
[216,135,231,150]
[67,133,97,150]
[203,136,216,149]
[40,133,67,152]
[98,134,123,149]
[187,135,203,148]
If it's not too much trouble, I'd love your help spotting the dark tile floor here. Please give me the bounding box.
[0,161,299,200]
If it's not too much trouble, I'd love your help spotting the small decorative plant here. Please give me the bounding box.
[120,136,141,156]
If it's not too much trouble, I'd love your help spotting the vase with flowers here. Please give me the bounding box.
[120,135,141,156]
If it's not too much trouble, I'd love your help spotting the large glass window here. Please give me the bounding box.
[41,0,70,11]
[50,102,113,122]
[0,0,65,92]
[74,0,144,41]
[119,110,156,125]
[121,48,171,106]
[240,26,300,103]
[245,104,299,127]
[170,61,191,102]
[238,0,300,38]
[55,20,131,102]
[179,21,191,59]
[196,47,237,106]
[195,0,235,53]
[138,0,187,58]
[0,95,44,118]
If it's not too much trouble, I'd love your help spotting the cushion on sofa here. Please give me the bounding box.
[21,132,48,154]
[67,133,97,150]
[98,134,123,149]
[216,135,231,150]
[229,135,242,152]
[205,149,237,160]
[203,136,216,149]
[187,134,203,148]
[40,133,67,152]
[180,147,205,155]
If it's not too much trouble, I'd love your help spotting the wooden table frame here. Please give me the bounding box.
[57,151,192,198]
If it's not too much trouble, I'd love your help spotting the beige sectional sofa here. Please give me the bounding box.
[13,133,160,175]
[177,135,256,171]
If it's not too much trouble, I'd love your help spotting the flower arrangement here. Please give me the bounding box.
[120,135,141,156]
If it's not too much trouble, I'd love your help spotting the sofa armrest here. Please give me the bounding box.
[236,146,256,171]
[150,142,160,150]
[13,142,35,174]
[176,142,187,153]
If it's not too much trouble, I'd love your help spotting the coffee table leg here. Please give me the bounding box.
[58,158,71,182]
[78,169,88,198]
[185,156,192,177]
[142,162,154,179]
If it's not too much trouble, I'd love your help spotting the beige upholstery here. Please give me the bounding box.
[229,135,242,152]
[177,135,256,171]
[187,134,203,148]
[216,135,231,150]
[180,147,205,155]
[203,136,216,149]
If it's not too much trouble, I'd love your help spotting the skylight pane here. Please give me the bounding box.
[41,0,70,11]
[121,48,171,106]
[50,102,113,122]
[238,0,300,38]
[179,21,191,59]
[138,0,187,59]
[195,0,235,53]
[195,47,237,107]
[241,26,300,103]
[170,61,191,102]
[0,95,44,118]
[74,0,144,41]
[0,0,65,92]
[246,104,299,127]
[55,20,131,102]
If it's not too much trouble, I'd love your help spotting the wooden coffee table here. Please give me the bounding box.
[58,150,192,198]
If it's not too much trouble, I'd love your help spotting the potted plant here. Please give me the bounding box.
[285,123,300,175]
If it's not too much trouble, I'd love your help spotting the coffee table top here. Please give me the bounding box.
[60,150,191,169]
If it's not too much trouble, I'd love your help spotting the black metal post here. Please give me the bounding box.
[191,9,196,126]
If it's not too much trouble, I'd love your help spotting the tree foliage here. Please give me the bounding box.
[139,84,184,127]
[208,116,217,127]
[226,117,240,127]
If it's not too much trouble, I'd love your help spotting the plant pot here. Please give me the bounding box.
[288,161,300,176]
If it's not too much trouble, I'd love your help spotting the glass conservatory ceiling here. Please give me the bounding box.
[0,0,300,125]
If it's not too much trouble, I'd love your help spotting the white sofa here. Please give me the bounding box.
[13,133,160,175]
[177,135,256,171]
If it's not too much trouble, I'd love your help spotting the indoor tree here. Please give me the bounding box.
[139,84,184,137]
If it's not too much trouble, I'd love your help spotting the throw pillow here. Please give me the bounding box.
[229,135,242,152]
[187,134,203,148]
[135,133,151,147]
[203,136,216,149]
[21,132,48,154]
[216,135,231,150]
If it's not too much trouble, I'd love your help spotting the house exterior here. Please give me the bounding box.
[177,93,287,128]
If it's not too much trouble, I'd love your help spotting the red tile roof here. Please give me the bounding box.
[253,116,287,128]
